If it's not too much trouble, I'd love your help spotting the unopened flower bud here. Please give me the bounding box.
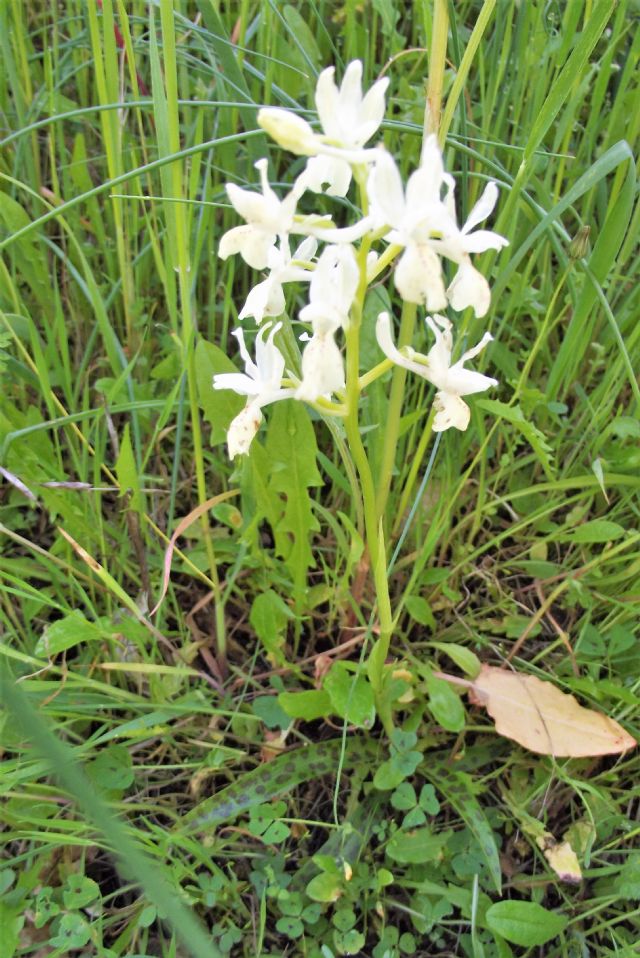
[569,225,591,261]
[258,108,320,156]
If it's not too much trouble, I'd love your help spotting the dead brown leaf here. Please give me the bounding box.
[467,665,636,757]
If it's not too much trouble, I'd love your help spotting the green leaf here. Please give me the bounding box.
[249,590,293,667]
[386,826,449,865]
[276,915,304,939]
[265,401,322,594]
[558,519,625,543]
[486,901,567,947]
[251,695,291,730]
[195,339,244,445]
[87,745,134,791]
[323,661,375,729]
[391,782,417,811]
[522,2,613,164]
[0,903,23,958]
[425,673,466,732]
[0,193,51,314]
[423,765,501,894]
[63,874,101,910]
[475,400,555,480]
[278,690,332,722]
[115,423,143,512]
[429,642,481,678]
[405,595,436,629]
[305,872,343,903]
[35,611,104,658]
[282,6,322,69]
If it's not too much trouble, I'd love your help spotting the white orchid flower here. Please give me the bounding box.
[299,244,359,330]
[239,236,317,324]
[213,324,294,458]
[376,312,497,432]
[295,245,358,401]
[259,60,388,196]
[367,145,452,310]
[430,180,509,318]
[218,159,304,270]
[368,140,508,317]
[296,326,346,402]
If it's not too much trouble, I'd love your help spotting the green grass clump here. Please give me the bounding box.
[1,2,639,957]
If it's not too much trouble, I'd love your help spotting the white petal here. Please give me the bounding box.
[405,157,442,211]
[395,244,448,311]
[463,181,499,234]
[257,108,319,156]
[461,229,509,254]
[444,367,498,397]
[358,75,389,144]
[306,244,359,326]
[458,330,494,365]
[447,259,491,317]
[213,372,260,396]
[432,392,471,432]
[232,326,257,376]
[368,151,405,229]
[315,66,341,140]
[375,312,432,379]
[292,236,318,262]
[238,278,285,323]
[296,333,345,401]
[332,59,364,139]
[423,314,453,388]
[225,182,269,224]
[227,400,263,458]
[254,322,286,386]
[303,155,353,197]
[302,215,374,245]
[219,224,276,270]
[219,224,250,261]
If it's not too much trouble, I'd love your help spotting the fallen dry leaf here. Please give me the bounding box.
[537,835,582,884]
[467,665,636,757]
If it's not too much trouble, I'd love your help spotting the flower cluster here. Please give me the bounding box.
[214,61,507,458]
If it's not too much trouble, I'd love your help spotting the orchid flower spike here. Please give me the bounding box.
[213,324,294,458]
[239,236,317,324]
[376,312,498,432]
[218,159,304,270]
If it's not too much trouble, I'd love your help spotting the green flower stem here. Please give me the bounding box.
[359,358,394,390]
[366,242,403,284]
[343,360,394,721]
[344,233,394,727]
[374,300,418,523]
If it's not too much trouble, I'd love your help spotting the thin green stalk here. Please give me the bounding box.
[159,1,226,660]
[439,0,497,145]
[344,236,393,715]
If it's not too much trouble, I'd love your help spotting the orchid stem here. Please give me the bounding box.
[344,220,394,732]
